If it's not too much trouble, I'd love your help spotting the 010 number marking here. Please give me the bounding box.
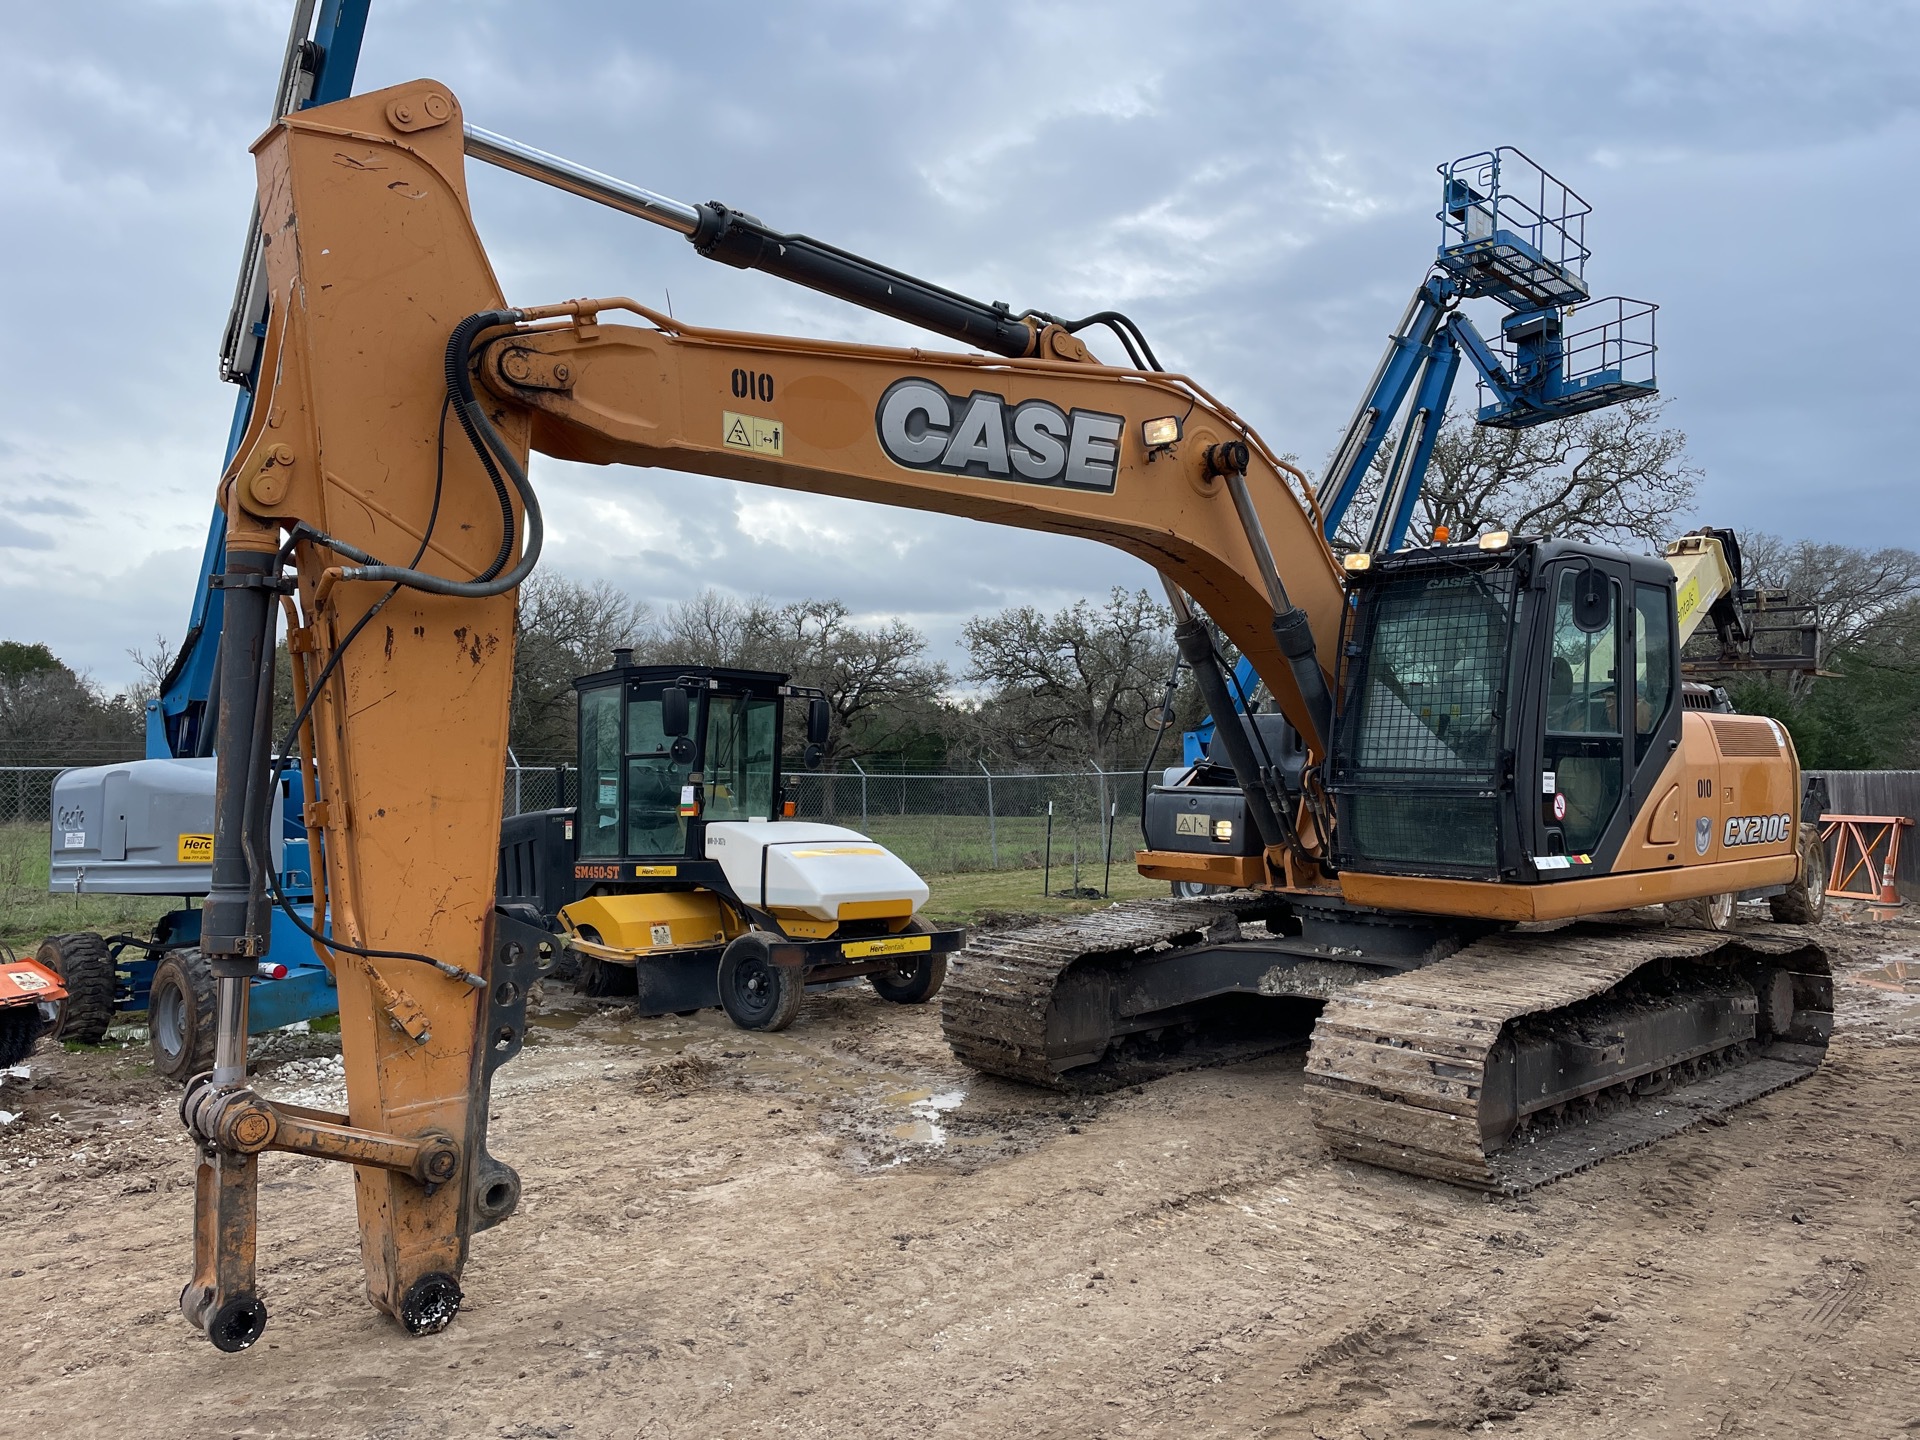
[731,368,775,403]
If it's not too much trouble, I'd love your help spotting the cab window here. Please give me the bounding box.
[1633,583,1675,764]
[1545,568,1622,854]
[625,689,694,856]
[578,686,620,858]
[703,695,778,823]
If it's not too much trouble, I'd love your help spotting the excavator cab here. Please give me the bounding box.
[1330,535,1682,883]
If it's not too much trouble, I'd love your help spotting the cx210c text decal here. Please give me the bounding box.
[875,378,1124,492]
[1722,813,1793,847]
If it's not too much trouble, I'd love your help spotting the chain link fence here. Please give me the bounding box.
[0,767,62,829]
[500,762,1148,879]
[1,760,1154,885]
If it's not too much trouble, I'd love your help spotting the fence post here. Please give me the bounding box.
[979,760,998,869]
[1043,799,1053,896]
[852,759,868,831]
[1103,798,1116,897]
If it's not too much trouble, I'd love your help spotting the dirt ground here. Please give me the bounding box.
[2,909,1917,1440]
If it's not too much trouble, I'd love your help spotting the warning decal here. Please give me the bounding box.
[722,410,784,456]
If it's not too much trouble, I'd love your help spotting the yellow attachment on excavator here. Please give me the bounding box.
[559,890,737,955]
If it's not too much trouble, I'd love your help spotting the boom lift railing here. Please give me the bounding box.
[1314,147,1657,555]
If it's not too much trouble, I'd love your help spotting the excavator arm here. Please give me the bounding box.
[182,79,1347,1346]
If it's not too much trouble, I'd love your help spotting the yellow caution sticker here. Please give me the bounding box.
[842,933,933,959]
[722,410,784,456]
[178,833,214,863]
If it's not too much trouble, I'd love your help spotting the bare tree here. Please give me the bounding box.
[0,642,143,765]
[648,590,946,766]
[1335,396,1699,552]
[125,632,177,704]
[1738,534,1920,657]
[764,599,948,767]
[510,574,654,759]
[649,590,780,669]
[961,587,1174,769]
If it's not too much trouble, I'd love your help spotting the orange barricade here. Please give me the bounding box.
[1819,814,1913,904]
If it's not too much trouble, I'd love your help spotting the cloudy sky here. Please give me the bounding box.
[3,0,1915,689]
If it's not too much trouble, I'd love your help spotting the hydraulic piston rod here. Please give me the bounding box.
[462,124,701,233]
[462,124,1039,358]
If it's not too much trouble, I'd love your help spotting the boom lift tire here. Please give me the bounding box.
[149,948,218,1083]
[869,952,947,1005]
[1769,823,1828,925]
[39,932,114,1045]
[1664,891,1736,931]
[718,933,803,1032]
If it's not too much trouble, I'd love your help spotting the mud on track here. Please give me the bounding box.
[2,910,1917,1439]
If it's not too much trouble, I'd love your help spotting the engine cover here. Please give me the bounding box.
[703,821,929,921]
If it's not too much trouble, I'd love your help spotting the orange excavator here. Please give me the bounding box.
[178,80,1829,1349]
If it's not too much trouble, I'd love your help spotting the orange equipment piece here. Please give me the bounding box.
[1820,814,1912,904]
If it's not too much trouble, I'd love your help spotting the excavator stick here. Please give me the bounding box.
[182,82,550,1348]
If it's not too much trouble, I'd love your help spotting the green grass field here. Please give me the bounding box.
[0,815,1162,955]
[0,823,173,953]
[920,864,1167,926]
[807,809,1132,877]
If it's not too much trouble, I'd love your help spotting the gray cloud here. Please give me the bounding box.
[11,494,86,518]
[0,518,55,551]
[3,1,1915,689]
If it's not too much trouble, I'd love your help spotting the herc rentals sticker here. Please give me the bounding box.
[875,379,1124,492]
[1722,813,1792,848]
[177,833,215,863]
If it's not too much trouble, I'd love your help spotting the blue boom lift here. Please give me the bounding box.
[37,2,372,1079]
[1177,149,1656,803]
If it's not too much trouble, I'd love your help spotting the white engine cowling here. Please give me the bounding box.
[702,821,929,922]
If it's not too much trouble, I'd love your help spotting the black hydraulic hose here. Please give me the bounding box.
[1049,310,1165,372]
[1137,653,1184,847]
[336,310,543,598]
[241,362,488,987]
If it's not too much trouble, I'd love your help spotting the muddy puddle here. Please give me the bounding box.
[1844,956,1920,993]
[526,995,1071,1173]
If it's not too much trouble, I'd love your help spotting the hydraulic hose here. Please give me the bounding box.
[335,309,543,598]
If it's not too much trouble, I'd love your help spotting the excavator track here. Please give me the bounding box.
[1304,923,1832,1194]
[940,895,1292,1088]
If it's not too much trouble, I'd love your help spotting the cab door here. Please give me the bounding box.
[1534,559,1633,870]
